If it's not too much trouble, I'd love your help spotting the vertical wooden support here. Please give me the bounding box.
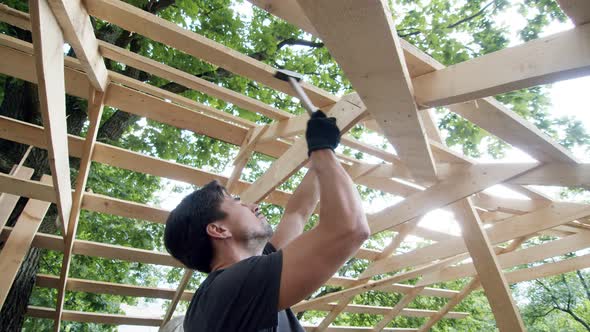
[29,0,72,236]
[160,269,193,328]
[454,198,525,331]
[0,175,52,309]
[53,89,105,331]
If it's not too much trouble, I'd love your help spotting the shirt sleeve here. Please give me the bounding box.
[221,250,283,329]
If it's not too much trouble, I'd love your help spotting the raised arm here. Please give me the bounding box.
[278,111,369,310]
[270,167,319,250]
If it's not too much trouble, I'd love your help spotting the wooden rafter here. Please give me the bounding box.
[296,0,438,180]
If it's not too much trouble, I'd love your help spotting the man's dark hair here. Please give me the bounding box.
[164,180,228,273]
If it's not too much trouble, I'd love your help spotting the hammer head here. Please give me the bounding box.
[274,69,303,82]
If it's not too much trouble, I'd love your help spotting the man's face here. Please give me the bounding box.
[217,194,273,244]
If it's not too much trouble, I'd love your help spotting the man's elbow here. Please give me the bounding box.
[345,214,370,246]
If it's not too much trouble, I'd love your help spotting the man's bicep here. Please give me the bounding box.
[269,212,305,250]
[278,224,362,310]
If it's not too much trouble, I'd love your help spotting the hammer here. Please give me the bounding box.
[274,69,318,116]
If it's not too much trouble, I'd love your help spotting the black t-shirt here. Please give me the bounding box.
[183,243,305,331]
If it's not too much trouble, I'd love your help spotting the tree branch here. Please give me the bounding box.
[277,38,324,50]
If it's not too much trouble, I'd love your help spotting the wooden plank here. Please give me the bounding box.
[412,24,590,108]
[53,89,105,330]
[296,302,468,319]
[557,0,590,25]
[364,202,590,278]
[84,0,337,108]
[505,252,590,284]
[240,94,367,203]
[417,279,480,332]
[508,163,590,187]
[368,163,539,235]
[372,287,424,332]
[0,166,35,230]
[453,198,525,331]
[297,0,437,179]
[0,3,31,30]
[46,0,108,91]
[27,306,162,326]
[419,231,590,286]
[29,0,73,235]
[0,175,52,308]
[99,42,290,120]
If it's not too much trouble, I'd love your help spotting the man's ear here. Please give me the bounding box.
[206,222,231,240]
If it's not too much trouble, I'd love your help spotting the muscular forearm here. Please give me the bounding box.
[284,166,319,222]
[310,150,368,236]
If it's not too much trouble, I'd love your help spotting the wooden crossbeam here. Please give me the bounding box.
[240,94,367,203]
[363,202,590,278]
[46,0,108,91]
[53,89,105,331]
[297,0,437,180]
[372,287,424,332]
[29,0,72,235]
[84,0,337,108]
[453,198,525,331]
[0,175,52,308]
[368,163,540,235]
[419,232,590,286]
[412,24,590,108]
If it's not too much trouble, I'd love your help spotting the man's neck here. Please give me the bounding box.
[210,240,265,271]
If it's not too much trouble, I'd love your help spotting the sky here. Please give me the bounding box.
[118,2,590,331]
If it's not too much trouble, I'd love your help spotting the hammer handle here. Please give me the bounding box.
[287,77,317,116]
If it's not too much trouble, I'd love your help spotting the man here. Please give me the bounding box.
[164,111,369,331]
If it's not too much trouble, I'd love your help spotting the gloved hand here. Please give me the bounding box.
[306,110,340,156]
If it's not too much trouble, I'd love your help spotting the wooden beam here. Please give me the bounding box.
[161,269,193,327]
[372,287,424,332]
[417,279,480,332]
[419,231,590,286]
[508,163,590,187]
[84,0,337,108]
[0,166,35,230]
[98,42,290,120]
[368,163,539,235]
[297,0,437,179]
[453,198,525,331]
[412,24,590,108]
[557,0,590,25]
[240,94,367,203]
[0,176,52,309]
[364,202,590,278]
[46,0,108,91]
[29,0,73,235]
[504,252,590,284]
[53,89,105,331]
[27,306,162,326]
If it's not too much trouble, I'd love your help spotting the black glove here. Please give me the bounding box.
[306,110,340,156]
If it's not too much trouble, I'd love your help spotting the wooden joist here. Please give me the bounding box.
[84,0,337,108]
[363,202,590,278]
[368,163,539,235]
